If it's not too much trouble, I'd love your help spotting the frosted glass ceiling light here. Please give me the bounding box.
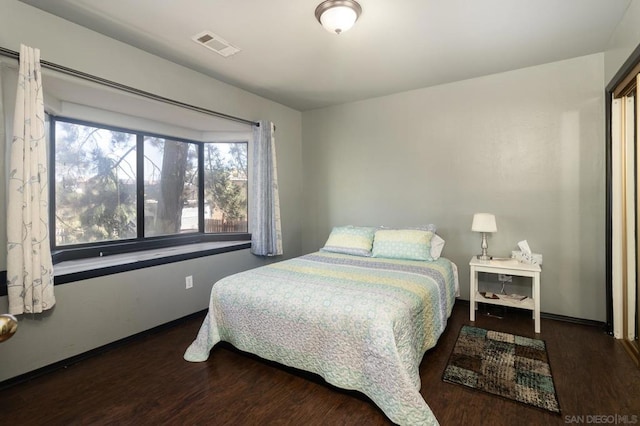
[315,0,362,35]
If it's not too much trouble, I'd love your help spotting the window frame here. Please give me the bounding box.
[48,114,250,264]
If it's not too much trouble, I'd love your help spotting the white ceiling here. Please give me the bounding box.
[20,0,632,111]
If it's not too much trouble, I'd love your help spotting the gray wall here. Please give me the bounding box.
[0,0,303,381]
[302,53,606,321]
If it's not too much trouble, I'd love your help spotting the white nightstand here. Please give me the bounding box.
[469,256,542,333]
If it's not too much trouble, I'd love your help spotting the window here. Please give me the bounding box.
[50,116,248,262]
[143,136,200,237]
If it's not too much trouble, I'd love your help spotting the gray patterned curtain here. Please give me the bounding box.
[250,121,282,256]
[6,45,55,315]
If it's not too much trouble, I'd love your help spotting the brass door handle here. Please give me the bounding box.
[0,314,18,342]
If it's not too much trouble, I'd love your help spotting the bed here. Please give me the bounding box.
[184,235,458,426]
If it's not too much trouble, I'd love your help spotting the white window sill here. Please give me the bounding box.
[53,241,251,284]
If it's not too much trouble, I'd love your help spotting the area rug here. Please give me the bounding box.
[442,325,560,414]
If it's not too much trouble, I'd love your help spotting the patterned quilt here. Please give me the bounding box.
[184,251,458,425]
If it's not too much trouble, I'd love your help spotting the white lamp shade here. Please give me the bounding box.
[319,6,358,34]
[471,213,497,233]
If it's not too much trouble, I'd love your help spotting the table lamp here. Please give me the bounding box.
[472,213,497,260]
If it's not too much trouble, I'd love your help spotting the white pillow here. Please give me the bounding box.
[430,234,445,260]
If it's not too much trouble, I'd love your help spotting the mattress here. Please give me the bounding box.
[184,251,458,425]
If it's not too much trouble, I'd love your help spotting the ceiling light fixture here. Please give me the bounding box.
[315,0,362,35]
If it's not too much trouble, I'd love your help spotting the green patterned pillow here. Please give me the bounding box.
[321,225,376,257]
[372,229,434,261]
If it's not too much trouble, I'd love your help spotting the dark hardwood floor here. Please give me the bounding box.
[2,303,639,425]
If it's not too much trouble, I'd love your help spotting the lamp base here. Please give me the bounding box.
[477,232,492,261]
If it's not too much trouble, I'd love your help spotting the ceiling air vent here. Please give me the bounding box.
[192,31,240,58]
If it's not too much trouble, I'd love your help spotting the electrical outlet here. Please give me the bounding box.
[185,275,193,289]
[498,274,512,283]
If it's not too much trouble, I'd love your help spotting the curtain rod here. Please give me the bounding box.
[0,46,259,127]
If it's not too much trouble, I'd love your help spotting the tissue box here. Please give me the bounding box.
[511,250,543,265]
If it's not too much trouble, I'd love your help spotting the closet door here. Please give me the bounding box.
[633,76,640,353]
[626,89,637,353]
[612,78,640,367]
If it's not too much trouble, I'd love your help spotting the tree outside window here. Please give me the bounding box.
[204,143,248,233]
[54,121,137,245]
